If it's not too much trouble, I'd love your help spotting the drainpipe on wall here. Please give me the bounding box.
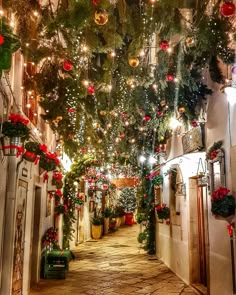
[0,157,18,295]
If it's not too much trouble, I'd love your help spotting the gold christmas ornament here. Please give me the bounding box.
[185,36,195,47]
[160,100,166,107]
[99,110,106,116]
[128,57,139,67]
[94,9,109,26]
[178,106,186,113]
[53,116,63,124]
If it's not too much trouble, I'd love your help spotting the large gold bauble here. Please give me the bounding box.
[94,9,109,26]
[128,57,139,68]
[178,107,186,113]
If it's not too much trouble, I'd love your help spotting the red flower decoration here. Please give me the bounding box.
[68,107,75,113]
[212,187,230,200]
[0,35,4,45]
[39,144,47,152]
[8,113,29,125]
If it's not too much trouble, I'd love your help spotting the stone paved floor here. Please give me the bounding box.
[30,225,198,295]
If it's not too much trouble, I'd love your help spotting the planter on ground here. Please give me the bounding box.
[125,212,134,225]
[91,224,103,239]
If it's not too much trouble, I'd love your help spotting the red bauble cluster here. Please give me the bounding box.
[87,85,95,95]
[220,1,235,17]
[0,35,4,45]
[63,60,73,71]
[160,40,169,51]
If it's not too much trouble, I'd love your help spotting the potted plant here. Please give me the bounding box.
[114,206,125,228]
[211,187,235,222]
[39,152,60,172]
[1,113,30,156]
[117,187,137,225]
[147,171,163,188]
[73,193,84,210]
[103,207,112,234]
[42,227,58,249]
[91,215,104,239]
[23,142,47,163]
[156,203,170,224]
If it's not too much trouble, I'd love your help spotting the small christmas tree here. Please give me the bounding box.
[118,187,137,213]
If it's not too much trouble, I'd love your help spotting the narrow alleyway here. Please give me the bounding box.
[30,225,198,295]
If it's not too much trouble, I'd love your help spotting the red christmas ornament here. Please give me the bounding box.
[143,115,151,121]
[160,40,169,51]
[92,0,100,5]
[67,134,73,139]
[68,107,75,113]
[0,35,5,45]
[87,85,95,95]
[220,1,235,17]
[119,133,125,139]
[121,113,127,118]
[155,147,160,153]
[167,74,173,81]
[192,121,198,127]
[63,60,73,71]
[81,148,87,153]
[157,110,163,116]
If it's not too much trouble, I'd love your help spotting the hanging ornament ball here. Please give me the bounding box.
[87,85,95,95]
[92,0,100,5]
[155,147,160,153]
[119,133,125,139]
[157,110,163,116]
[143,115,151,121]
[185,36,195,47]
[167,74,174,81]
[68,107,75,113]
[220,1,235,16]
[232,65,236,74]
[192,121,198,127]
[128,57,139,67]
[160,40,169,51]
[63,60,73,71]
[160,100,166,107]
[0,35,5,45]
[94,9,109,25]
[100,110,106,115]
[178,106,186,113]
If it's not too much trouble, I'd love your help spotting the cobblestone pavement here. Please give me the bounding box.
[30,225,198,295]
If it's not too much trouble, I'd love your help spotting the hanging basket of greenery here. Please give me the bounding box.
[156,203,170,220]
[1,113,30,156]
[147,171,164,187]
[211,187,235,219]
[23,142,47,163]
[39,152,60,172]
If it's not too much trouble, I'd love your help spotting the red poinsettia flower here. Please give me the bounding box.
[8,113,29,125]
[39,144,47,152]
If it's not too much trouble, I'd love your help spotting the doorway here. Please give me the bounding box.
[197,185,208,286]
[30,186,41,287]
[189,178,209,294]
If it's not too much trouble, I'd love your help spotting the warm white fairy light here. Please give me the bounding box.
[83,80,89,86]
[33,11,39,17]
[26,103,31,108]
[167,47,172,53]
[0,10,4,16]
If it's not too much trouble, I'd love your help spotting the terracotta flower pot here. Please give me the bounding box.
[104,217,109,234]
[125,212,134,225]
[91,224,103,239]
